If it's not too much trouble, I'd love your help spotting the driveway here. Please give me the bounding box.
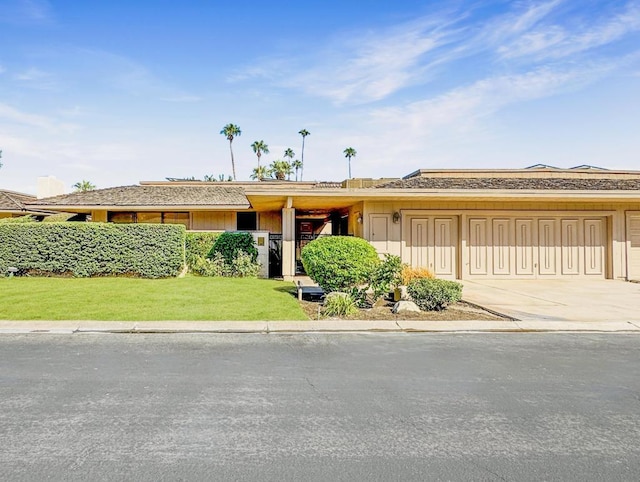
[462,279,640,322]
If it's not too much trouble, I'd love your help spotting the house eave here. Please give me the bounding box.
[27,203,252,213]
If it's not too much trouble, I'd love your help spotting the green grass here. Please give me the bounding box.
[0,277,308,321]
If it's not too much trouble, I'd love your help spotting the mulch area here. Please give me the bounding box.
[299,299,507,321]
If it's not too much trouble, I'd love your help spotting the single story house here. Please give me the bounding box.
[28,166,640,281]
[0,189,51,219]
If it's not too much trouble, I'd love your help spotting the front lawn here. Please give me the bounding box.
[0,277,308,321]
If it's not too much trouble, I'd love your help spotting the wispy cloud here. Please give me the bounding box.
[286,16,463,104]
[498,2,640,60]
[0,0,54,25]
[232,1,639,105]
[0,101,79,132]
[13,67,57,90]
[370,63,614,135]
[232,11,469,105]
[74,48,202,102]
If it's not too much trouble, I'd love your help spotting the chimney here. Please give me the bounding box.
[37,176,66,199]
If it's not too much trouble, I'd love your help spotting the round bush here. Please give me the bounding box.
[407,278,462,311]
[301,236,380,293]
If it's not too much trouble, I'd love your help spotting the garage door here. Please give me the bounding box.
[467,216,606,278]
[409,216,458,279]
[628,215,640,281]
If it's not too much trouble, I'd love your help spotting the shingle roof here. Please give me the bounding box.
[0,189,37,212]
[30,185,250,207]
[377,177,640,190]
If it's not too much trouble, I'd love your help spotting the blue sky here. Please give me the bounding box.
[1,0,639,193]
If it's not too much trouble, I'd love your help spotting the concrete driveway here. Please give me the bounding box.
[462,279,640,322]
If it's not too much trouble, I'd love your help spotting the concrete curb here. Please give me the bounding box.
[1,320,640,334]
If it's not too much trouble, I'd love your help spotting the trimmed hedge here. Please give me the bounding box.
[407,278,463,311]
[0,223,185,278]
[300,236,380,293]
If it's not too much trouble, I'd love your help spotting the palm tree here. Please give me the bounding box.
[250,165,268,180]
[283,148,295,180]
[269,160,293,180]
[292,159,302,181]
[343,147,356,179]
[220,123,241,180]
[73,180,96,192]
[284,148,295,162]
[251,140,269,174]
[298,129,310,181]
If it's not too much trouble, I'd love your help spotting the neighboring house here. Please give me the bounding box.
[0,189,48,219]
[28,167,640,281]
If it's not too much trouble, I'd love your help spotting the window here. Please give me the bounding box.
[137,212,162,224]
[237,212,257,231]
[108,212,135,223]
[163,212,190,228]
[107,211,190,228]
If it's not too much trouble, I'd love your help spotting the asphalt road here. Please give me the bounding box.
[1,333,639,481]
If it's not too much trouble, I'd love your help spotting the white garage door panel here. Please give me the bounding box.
[492,219,511,275]
[629,216,640,280]
[469,219,488,275]
[467,216,606,279]
[434,218,456,277]
[515,219,534,275]
[561,219,580,275]
[584,219,604,276]
[538,219,558,276]
[409,216,458,279]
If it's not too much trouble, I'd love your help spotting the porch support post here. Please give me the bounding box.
[91,210,108,223]
[282,204,296,280]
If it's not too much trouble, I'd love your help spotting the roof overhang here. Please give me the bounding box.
[27,188,640,214]
[26,204,251,214]
[247,188,640,211]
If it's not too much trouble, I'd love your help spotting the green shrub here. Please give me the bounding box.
[301,236,380,292]
[0,215,36,223]
[228,251,261,277]
[0,223,185,278]
[370,254,403,299]
[190,252,225,277]
[323,292,359,317]
[209,232,258,263]
[407,278,463,311]
[186,232,221,275]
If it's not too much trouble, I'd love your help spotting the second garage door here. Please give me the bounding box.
[467,216,606,278]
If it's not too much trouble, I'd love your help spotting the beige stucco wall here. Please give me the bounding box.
[258,211,282,234]
[191,211,235,231]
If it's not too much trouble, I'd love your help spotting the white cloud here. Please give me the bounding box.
[370,67,583,133]
[232,10,469,105]
[498,2,640,60]
[0,102,73,131]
